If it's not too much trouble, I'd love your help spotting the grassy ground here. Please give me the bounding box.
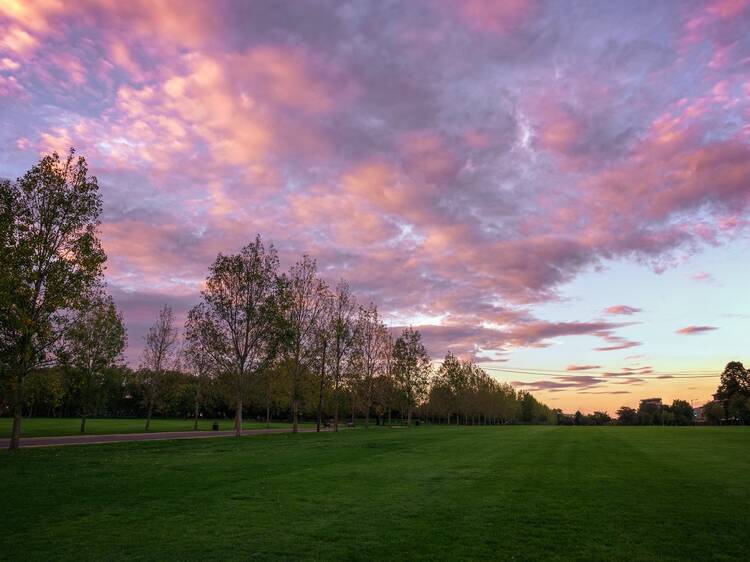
[2,426,749,561]
[0,417,311,438]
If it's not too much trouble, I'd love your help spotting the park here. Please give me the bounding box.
[3,1,750,560]
[2,424,750,560]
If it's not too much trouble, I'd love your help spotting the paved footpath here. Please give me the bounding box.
[1,427,325,448]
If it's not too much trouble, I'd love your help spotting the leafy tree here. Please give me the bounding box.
[313,289,334,432]
[185,235,282,437]
[616,406,638,425]
[141,305,178,430]
[702,400,724,425]
[329,281,357,431]
[668,399,694,426]
[716,361,749,400]
[182,327,216,431]
[590,411,612,425]
[23,368,65,417]
[574,411,584,426]
[714,361,750,423]
[279,256,329,432]
[392,327,431,425]
[351,303,389,428]
[0,150,105,449]
[59,289,127,432]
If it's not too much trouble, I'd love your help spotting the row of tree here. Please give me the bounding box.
[1,150,556,448]
[614,400,695,426]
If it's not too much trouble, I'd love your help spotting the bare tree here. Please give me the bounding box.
[314,291,334,432]
[141,305,178,431]
[280,256,329,433]
[185,235,282,437]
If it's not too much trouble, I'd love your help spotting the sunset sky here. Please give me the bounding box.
[1,0,748,413]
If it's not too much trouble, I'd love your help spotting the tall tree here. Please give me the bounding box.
[185,236,282,437]
[141,305,178,431]
[314,290,334,432]
[182,327,215,431]
[280,256,329,433]
[351,303,388,428]
[0,150,106,449]
[329,281,357,432]
[392,327,431,425]
[714,361,750,423]
[59,289,127,433]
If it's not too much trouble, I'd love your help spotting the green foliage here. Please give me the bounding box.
[0,150,105,373]
[428,353,523,423]
[392,327,431,423]
[59,290,127,422]
[714,361,750,423]
[186,235,284,432]
[0,150,106,446]
[616,406,638,425]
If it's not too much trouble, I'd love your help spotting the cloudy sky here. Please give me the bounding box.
[1,0,748,412]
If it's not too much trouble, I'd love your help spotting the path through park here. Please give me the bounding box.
[0,427,325,448]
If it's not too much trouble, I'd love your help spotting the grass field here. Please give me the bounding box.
[0,417,311,438]
[2,426,749,561]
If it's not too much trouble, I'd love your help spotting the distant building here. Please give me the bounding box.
[639,397,662,409]
[693,406,704,422]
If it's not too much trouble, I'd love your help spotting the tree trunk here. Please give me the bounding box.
[145,398,153,431]
[235,396,243,437]
[293,399,299,433]
[80,414,87,434]
[365,405,370,429]
[193,394,200,431]
[388,408,391,426]
[333,366,340,432]
[9,376,23,449]
[316,340,327,433]
[266,403,271,429]
[407,407,412,426]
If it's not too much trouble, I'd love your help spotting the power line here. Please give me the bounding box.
[432,361,719,380]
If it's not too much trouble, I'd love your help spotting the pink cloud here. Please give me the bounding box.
[676,325,718,335]
[604,305,642,315]
[566,365,601,371]
[3,0,748,369]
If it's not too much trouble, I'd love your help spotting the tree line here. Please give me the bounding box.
[0,151,556,448]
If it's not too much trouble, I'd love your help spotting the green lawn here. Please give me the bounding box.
[2,426,749,561]
[0,417,311,438]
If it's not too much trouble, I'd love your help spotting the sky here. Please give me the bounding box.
[1,0,749,413]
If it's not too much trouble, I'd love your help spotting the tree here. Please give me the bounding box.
[329,281,357,431]
[351,303,389,428]
[141,305,178,431]
[59,289,127,433]
[714,361,750,423]
[433,352,467,424]
[392,327,431,425]
[314,289,334,432]
[702,400,724,425]
[590,411,612,425]
[616,406,638,425]
[185,235,282,437]
[182,327,216,431]
[668,399,694,426]
[279,256,330,433]
[0,150,106,449]
[574,410,584,426]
